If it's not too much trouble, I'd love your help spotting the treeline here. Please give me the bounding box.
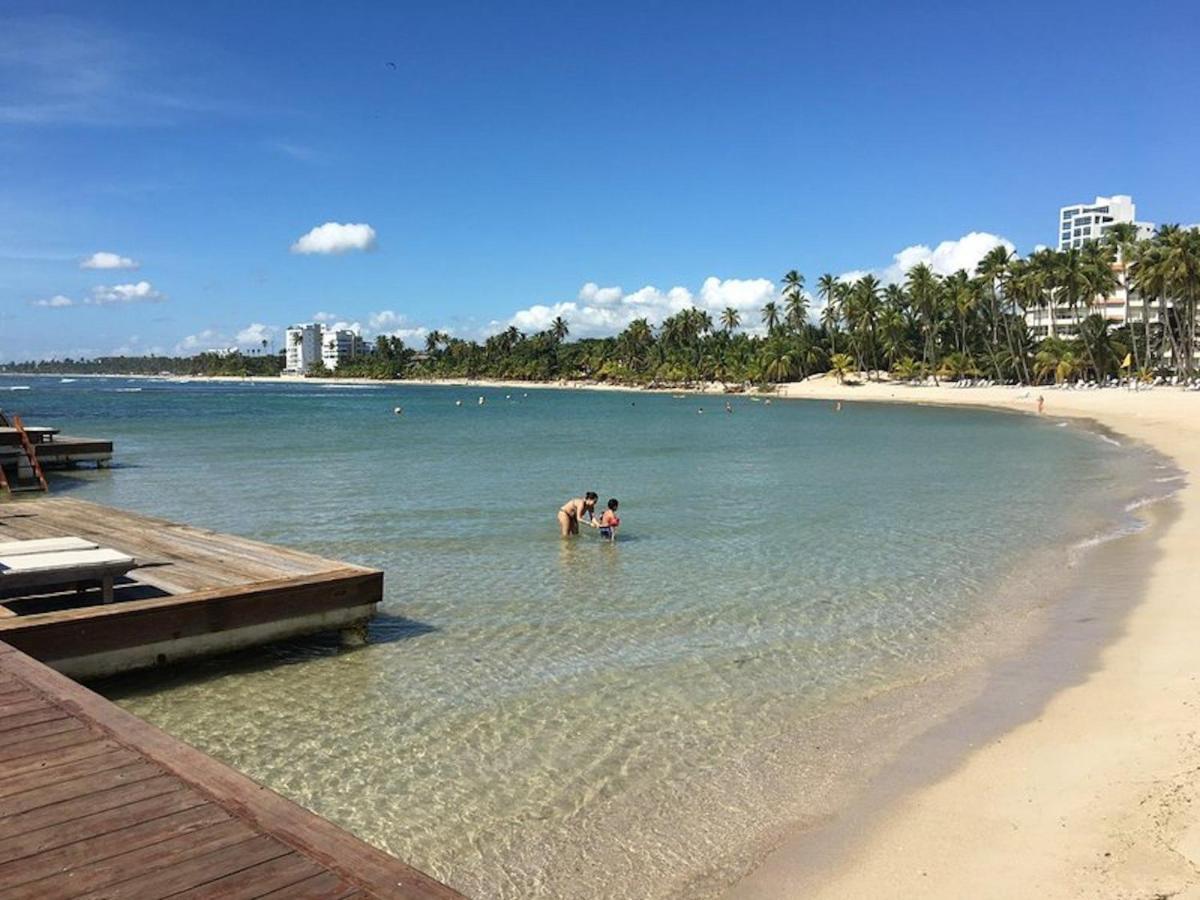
[1,352,284,378]
[7,225,1198,387]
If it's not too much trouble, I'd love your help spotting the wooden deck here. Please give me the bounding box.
[0,499,383,678]
[0,428,113,470]
[0,640,462,899]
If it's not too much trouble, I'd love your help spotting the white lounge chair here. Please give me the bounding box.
[0,548,137,603]
[0,537,99,556]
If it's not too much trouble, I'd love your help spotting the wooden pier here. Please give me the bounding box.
[0,639,461,898]
[0,499,383,679]
[0,426,113,471]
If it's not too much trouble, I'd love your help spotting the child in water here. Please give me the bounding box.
[596,498,620,541]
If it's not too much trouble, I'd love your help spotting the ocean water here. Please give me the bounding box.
[3,376,1171,897]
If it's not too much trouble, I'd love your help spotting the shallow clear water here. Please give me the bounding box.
[3,375,1163,897]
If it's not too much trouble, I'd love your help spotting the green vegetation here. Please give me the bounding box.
[1,352,284,378]
[7,227,1198,388]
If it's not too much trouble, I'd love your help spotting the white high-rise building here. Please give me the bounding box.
[321,329,365,370]
[1024,194,1159,339]
[284,323,322,373]
[1057,194,1154,251]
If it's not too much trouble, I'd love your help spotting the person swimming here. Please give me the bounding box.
[558,492,598,537]
[596,498,620,541]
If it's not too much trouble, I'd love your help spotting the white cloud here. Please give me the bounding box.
[235,323,278,346]
[504,276,784,339]
[367,311,432,347]
[578,282,624,306]
[87,280,164,305]
[290,222,377,255]
[32,294,75,308]
[312,311,340,323]
[81,251,139,270]
[834,232,1015,289]
[382,327,429,347]
[174,329,220,354]
[697,276,777,312]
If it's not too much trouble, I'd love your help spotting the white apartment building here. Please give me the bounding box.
[1058,194,1154,250]
[321,329,367,370]
[1025,194,1158,339]
[284,323,322,373]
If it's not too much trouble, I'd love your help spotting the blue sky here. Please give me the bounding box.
[2,0,1198,360]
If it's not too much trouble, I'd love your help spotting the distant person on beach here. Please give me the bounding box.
[558,492,598,537]
[596,498,620,541]
[1037,395,1044,415]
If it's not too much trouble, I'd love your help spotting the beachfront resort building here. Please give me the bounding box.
[285,323,322,373]
[321,329,368,370]
[1027,194,1157,340]
[285,323,368,373]
[1057,194,1154,251]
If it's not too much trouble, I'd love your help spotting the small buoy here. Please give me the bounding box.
[505,394,511,400]
[478,396,485,405]
[393,406,403,415]
[697,408,704,414]
[455,400,462,407]
[764,399,772,406]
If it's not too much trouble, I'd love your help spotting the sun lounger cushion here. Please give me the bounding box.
[0,537,100,557]
[0,548,137,602]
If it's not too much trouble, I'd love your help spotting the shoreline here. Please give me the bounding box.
[727,378,1200,898]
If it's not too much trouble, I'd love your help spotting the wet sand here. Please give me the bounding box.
[731,377,1200,899]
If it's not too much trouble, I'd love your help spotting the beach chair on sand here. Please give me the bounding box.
[0,547,137,603]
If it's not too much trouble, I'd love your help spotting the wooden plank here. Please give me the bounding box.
[171,850,326,899]
[13,819,260,900]
[0,760,162,818]
[256,870,361,899]
[1,646,463,900]
[0,747,139,800]
[0,721,93,764]
[0,705,67,735]
[0,697,55,723]
[0,802,229,891]
[0,786,200,866]
[0,715,85,749]
[69,831,287,900]
[0,774,180,842]
[0,570,381,662]
[0,737,121,781]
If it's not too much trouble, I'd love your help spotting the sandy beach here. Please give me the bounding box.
[725,377,1200,899]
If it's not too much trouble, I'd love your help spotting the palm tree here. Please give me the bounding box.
[828,352,856,384]
[906,264,942,382]
[760,340,796,383]
[551,316,569,342]
[720,307,741,333]
[761,301,780,334]
[976,245,1016,379]
[781,270,807,332]
[1104,222,1143,369]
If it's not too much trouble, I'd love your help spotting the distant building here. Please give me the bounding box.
[1057,194,1154,251]
[284,323,322,373]
[1026,194,1159,340]
[321,329,367,371]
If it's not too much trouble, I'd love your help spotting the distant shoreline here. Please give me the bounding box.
[0,370,743,396]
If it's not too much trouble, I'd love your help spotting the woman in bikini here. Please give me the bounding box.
[558,492,598,537]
